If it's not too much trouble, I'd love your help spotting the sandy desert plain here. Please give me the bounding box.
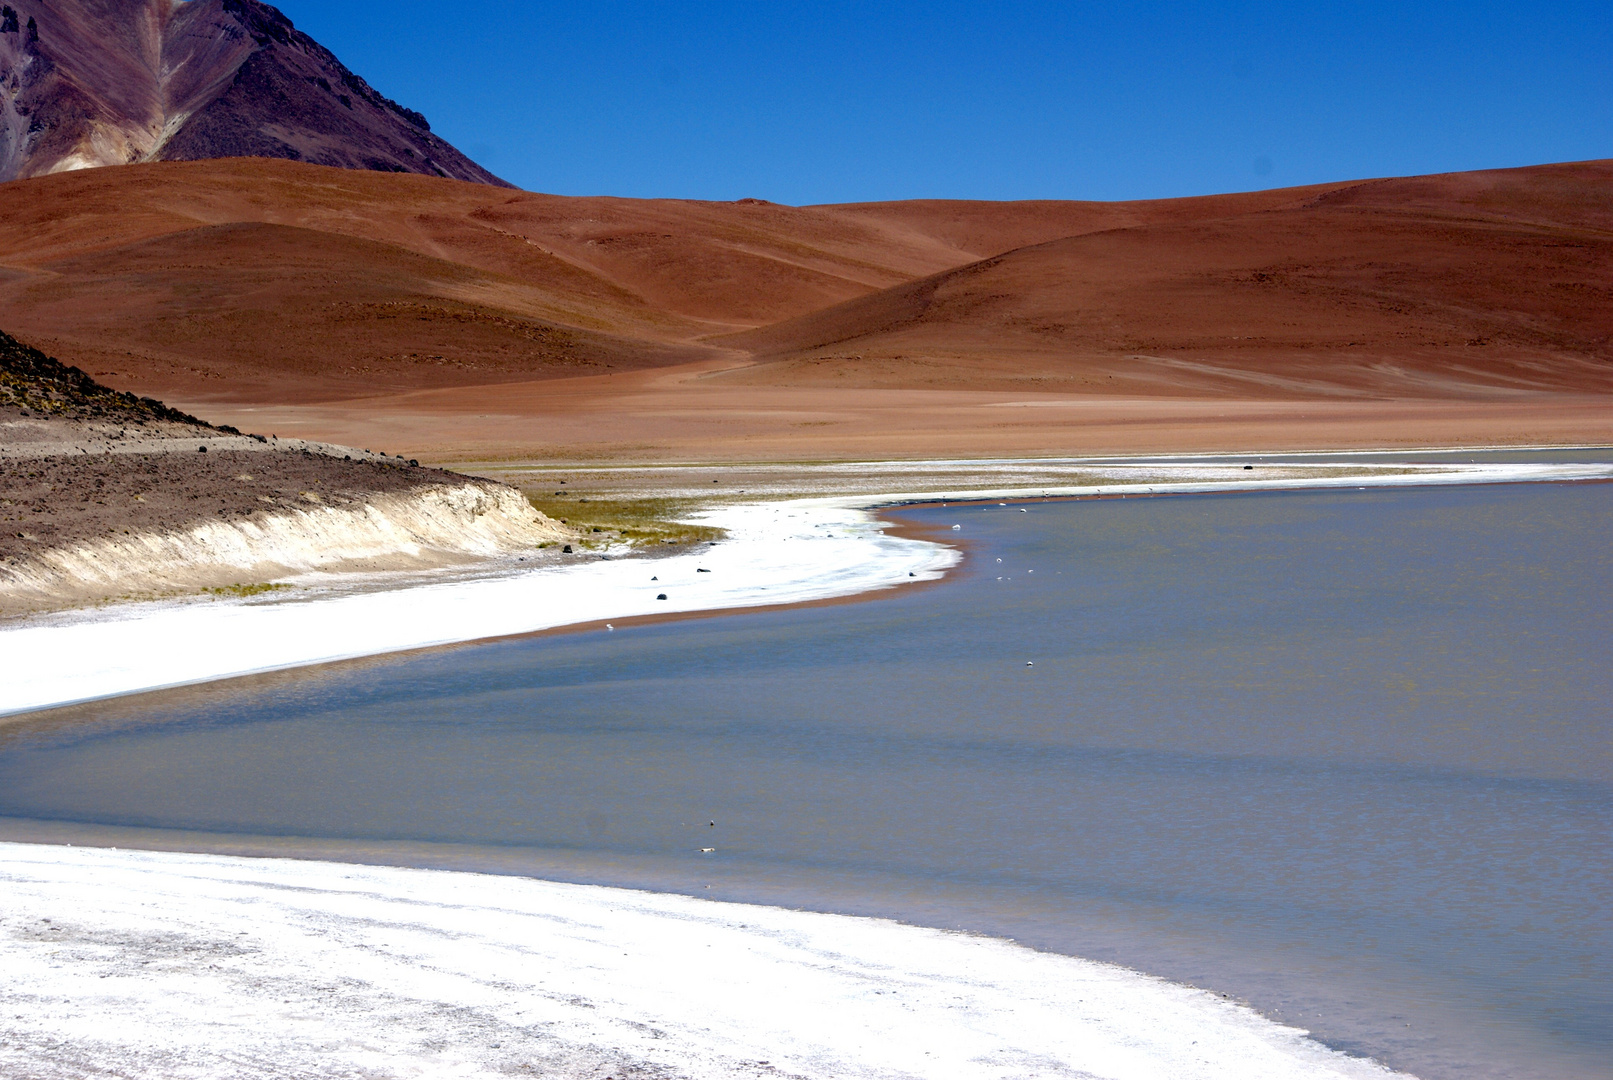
[1,155,1611,1080]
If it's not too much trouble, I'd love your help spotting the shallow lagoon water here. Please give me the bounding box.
[2,481,1609,1079]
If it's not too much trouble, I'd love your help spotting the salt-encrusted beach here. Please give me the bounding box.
[0,842,1405,1080]
[3,457,1609,716]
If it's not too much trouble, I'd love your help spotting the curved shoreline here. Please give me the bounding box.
[2,457,1609,717]
[4,461,1607,1080]
[0,841,1406,1080]
[0,499,959,717]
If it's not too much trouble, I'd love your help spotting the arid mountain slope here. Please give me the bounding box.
[0,0,502,185]
[0,158,1608,460]
[726,160,1613,398]
[0,158,1321,402]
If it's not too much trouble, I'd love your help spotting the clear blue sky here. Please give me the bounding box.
[269,1,1611,204]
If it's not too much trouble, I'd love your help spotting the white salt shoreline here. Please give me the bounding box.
[0,841,1406,1080]
[1,458,1608,717]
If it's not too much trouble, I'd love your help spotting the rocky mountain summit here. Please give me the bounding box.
[0,0,506,184]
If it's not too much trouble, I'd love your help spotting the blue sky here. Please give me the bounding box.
[269,1,1611,204]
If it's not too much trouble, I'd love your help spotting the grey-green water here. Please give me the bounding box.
[2,480,1608,1079]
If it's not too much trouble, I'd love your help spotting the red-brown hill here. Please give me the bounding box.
[0,157,1607,462]
[724,160,1613,398]
[0,158,1340,403]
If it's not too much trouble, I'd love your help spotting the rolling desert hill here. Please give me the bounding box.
[726,160,1613,398]
[0,156,1608,459]
[0,0,502,185]
[0,157,1342,403]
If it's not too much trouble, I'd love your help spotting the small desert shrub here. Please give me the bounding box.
[204,582,291,598]
[524,493,724,548]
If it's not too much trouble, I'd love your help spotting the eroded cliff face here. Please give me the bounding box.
[0,329,573,615]
[0,479,574,615]
[0,0,506,184]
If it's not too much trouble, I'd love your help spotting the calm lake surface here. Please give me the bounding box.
[3,479,1609,1079]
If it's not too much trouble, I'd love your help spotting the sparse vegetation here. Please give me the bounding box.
[525,493,724,548]
[203,583,291,599]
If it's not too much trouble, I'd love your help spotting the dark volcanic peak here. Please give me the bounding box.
[0,0,507,185]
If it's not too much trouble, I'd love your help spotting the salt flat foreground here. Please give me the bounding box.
[0,842,1405,1080]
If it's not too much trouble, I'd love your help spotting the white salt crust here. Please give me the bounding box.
[0,842,1407,1080]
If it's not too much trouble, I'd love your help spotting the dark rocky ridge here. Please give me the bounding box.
[0,328,210,427]
[0,0,506,185]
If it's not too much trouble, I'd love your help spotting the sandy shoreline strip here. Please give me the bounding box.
[2,458,1609,717]
[0,841,1405,1080]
